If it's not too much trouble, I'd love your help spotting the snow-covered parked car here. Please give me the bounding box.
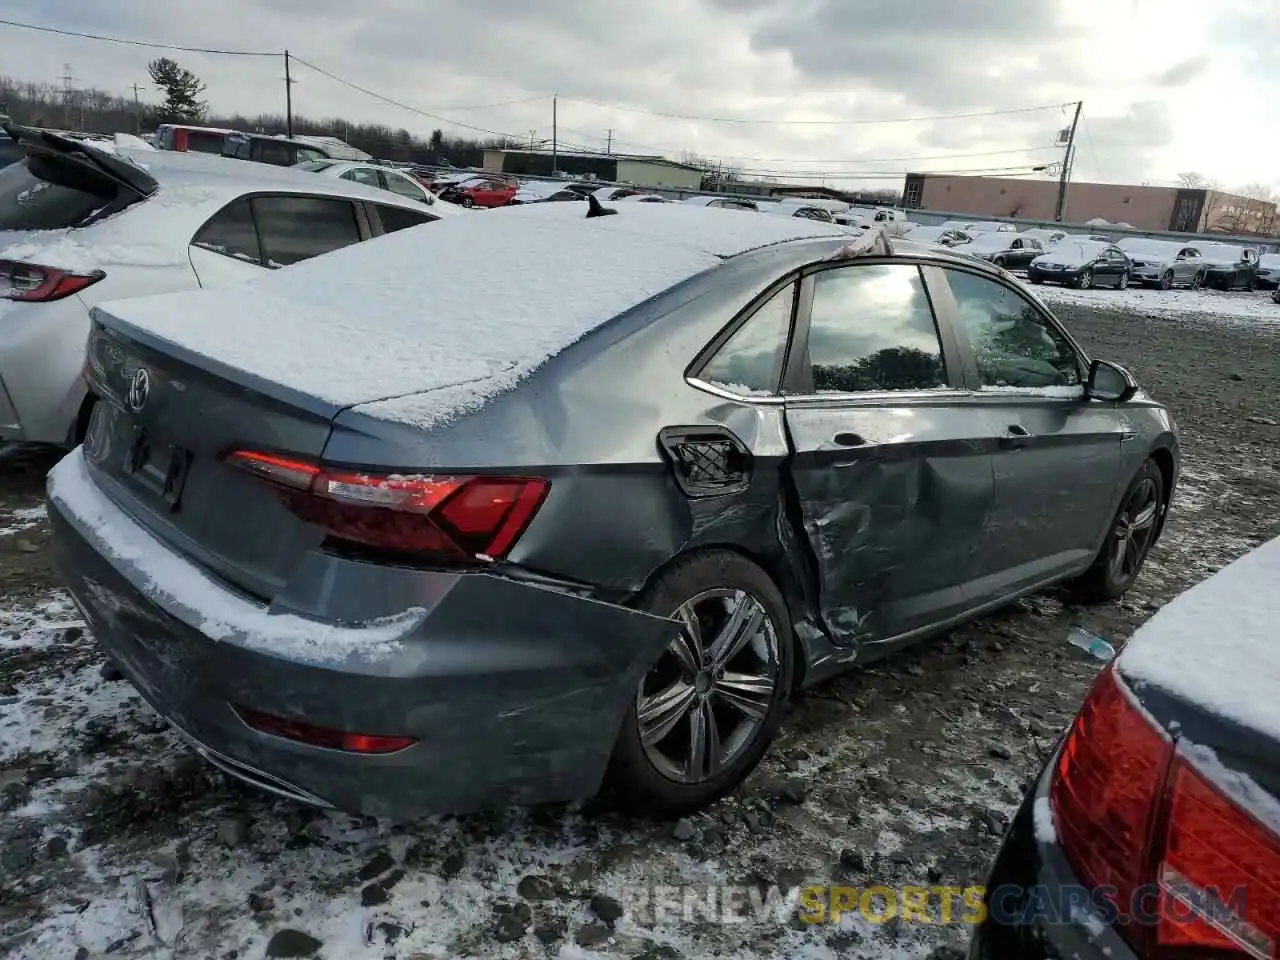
[1020,228,1068,248]
[48,200,1178,820]
[293,158,447,208]
[0,124,457,448]
[1196,243,1259,291]
[1253,252,1280,289]
[509,180,586,204]
[682,195,759,211]
[971,535,1280,960]
[1116,237,1205,290]
[1026,240,1132,289]
[952,231,1045,270]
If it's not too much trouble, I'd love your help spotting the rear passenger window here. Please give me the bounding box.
[801,264,947,393]
[252,196,361,267]
[699,284,795,395]
[0,159,115,230]
[342,168,380,188]
[373,203,435,234]
[191,198,262,265]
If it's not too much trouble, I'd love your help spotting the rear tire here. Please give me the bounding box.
[1117,272,1129,290]
[1068,459,1164,604]
[602,550,795,817]
[1192,271,1205,290]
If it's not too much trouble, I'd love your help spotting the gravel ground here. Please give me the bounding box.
[0,290,1277,960]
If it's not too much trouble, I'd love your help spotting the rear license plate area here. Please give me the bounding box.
[124,426,192,510]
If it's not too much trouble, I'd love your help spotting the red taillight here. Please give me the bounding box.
[1050,665,1280,957]
[233,704,415,754]
[1053,667,1174,927]
[223,450,548,561]
[1156,761,1280,957]
[0,260,105,302]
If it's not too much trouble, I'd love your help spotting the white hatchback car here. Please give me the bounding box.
[0,126,459,447]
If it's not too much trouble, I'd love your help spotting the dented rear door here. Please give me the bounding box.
[780,260,996,646]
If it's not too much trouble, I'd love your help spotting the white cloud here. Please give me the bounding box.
[0,0,1273,190]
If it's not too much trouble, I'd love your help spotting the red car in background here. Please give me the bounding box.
[155,124,235,154]
[435,175,517,208]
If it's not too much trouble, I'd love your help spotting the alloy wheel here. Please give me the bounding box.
[1079,269,1094,289]
[1118,272,1129,290]
[637,588,781,784]
[1108,478,1160,585]
[1161,271,1173,290]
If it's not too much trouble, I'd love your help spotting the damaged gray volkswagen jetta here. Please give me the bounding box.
[47,200,1178,821]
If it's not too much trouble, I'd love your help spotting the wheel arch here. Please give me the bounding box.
[1147,443,1178,546]
[630,541,818,694]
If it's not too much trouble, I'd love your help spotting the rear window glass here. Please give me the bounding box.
[192,197,263,265]
[252,195,361,267]
[373,203,434,234]
[0,158,117,230]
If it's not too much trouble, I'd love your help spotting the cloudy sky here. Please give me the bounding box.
[1,0,1275,191]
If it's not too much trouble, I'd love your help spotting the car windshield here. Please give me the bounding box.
[0,156,120,230]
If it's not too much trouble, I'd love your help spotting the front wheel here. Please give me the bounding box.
[460,196,475,208]
[992,256,1006,268]
[1068,459,1165,604]
[1160,271,1174,290]
[603,550,795,817]
[1075,268,1094,290]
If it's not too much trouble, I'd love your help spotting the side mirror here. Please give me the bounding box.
[1086,359,1138,402]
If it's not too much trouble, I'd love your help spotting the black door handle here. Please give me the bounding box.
[832,432,865,447]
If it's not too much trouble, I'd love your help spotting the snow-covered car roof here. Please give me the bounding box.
[1037,239,1112,264]
[92,202,849,426]
[1198,243,1252,265]
[1117,237,1183,255]
[514,180,573,200]
[1120,536,1280,744]
[960,232,1017,251]
[0,144,451,273]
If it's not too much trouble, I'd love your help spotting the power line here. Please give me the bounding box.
[0,16,279,56]
[288,57,526,139]
[557,94,1076,125]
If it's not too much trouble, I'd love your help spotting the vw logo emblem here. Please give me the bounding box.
[127,368,151,412]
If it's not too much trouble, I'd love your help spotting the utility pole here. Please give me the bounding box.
[60,63,74,130]
[551,95,558,175]
[1054,100,1082,223]
[528,129,536,153]
[606,128,612,155]
[284,50,294,138]
[131,83,142,134]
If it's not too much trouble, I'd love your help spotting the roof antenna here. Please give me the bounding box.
[586,195,617,218]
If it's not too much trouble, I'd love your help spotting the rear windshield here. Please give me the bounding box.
[0,156,120,230]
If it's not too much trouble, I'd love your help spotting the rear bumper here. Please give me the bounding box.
[0,296,92,445]
[968,751,1137,960]
[1026,266,1079,284]
[48,449,677,820]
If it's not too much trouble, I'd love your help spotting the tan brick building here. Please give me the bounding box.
[901,173,1276,235]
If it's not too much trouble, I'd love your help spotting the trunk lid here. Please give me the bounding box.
[84,310,345,602]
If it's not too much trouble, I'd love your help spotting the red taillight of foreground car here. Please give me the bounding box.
[233,704,416,754]
[1050,665,1280,958]
[0,259,105,302]
[223,450,549,560]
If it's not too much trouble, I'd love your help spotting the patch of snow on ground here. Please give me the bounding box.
[1033,284,1280,325]
[0,504,46,537]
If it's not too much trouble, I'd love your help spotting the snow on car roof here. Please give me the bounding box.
[1119,535,1280,743]
[95,202,848,426]
[0,146,446,273]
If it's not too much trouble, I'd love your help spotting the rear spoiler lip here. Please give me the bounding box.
[3,123,159,199]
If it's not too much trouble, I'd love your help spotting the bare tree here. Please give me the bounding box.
[1235,182,1278,203]
[1177,171,1221,191]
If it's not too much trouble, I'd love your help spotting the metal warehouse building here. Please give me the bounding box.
[482,149,705,190]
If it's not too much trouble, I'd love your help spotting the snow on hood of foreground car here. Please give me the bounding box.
[1119,535,1280,744]
[91,203,848,426]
